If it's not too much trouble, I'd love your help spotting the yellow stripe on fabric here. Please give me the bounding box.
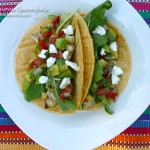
[95,146,150,150]
[0,144,46,150]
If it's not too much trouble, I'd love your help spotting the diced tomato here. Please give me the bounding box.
[58,30,65,38]
[60,86,73,101]
[96,88,118,100]
[51,16,60,28]
[38,40,48,50]
[29,57,45,69]
[49,36,56,44]
[105,91,118,99]
[83,99,88,103]
[57,50,63,58]
[96,88,108,96]
[50,53,57,58]
[50,50,63,58]
[43,31,52,38]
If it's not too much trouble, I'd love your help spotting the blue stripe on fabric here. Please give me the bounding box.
[131,120,150,128]
[144,18,150,25]
[137,114,150,121]
[0,112,9,118]
[0,118,15,125]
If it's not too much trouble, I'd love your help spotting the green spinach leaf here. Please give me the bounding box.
[92,33,108,48]
[84,0,112,31]
[56,9,78,33]
[25,84,42,102]
[92,62,103,84]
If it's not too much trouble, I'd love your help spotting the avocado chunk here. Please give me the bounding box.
[112,51,118,59]
[102,44,110,53]
[65,35,75,44]
[98,59,108,68]
[107,28,116,43]
[25,69,36,82]
[56,38,68,50]
[59,65,68,73]
[48,64,60,76]
[56,69,73,79]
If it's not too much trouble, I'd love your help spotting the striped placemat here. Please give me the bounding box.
[0,0,150,149]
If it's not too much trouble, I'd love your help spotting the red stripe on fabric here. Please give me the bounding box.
[122,127,150,135]
[130,3,150,11]
[0,125,21,132]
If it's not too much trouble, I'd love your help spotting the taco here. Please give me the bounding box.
[15,11,84,114]
[76,0,131,114]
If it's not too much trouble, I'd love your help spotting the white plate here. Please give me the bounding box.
[0,0,150,150]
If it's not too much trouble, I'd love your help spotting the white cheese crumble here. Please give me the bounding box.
[39,76,48,84]
[63,25,74,35]
[111,75,120,85]
[66,45,74,52]
[100,48,106,56]
[62,51,69,60]
[65,60,80,72]
[38,49,48,59]
[93,25,106,36]
[60,77,71,89]
[49,44,57,54]
[112,66,123,76]
[47,57,56,67]
[110,41,118,51]
[111,66,123,85]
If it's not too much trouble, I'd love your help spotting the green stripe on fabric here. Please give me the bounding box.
[144,107,150,115]
[0,16,6,22]
[0,106,6,112]
[138,11,150,18]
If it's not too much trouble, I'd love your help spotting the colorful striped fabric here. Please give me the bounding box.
[0,0,150,150]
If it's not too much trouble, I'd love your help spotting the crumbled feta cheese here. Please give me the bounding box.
[62,51,69,60]
[39,76,48,84]
[110,41,118,51]
[60,77,71,89]
[93,25,106,36]
[63,25,74,35]
[65,60,80,72]
[66,45,74,52]
[38,53,46,59]
[112,66,123,76]
[47,57,56,67]
[38,49,48,59]
[49,44,57,54]
[30,34,38,43]
[100,48,106,56]
[111,75,120,85]
[41,49,48,54]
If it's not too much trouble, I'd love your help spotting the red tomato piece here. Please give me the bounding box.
[29,57,45,69]
[38,40,48,50]
[60,86,73,101]
[83,99,88,103]
[51,16,60,28]
[49,36,56,44]
[57,50,63,58]
[43,31,52,38]
[58,30,65,38]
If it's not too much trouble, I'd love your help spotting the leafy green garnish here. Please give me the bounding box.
[56,9,78,33]
[92,62,103,84]
[84,0,112,31]
[92,33,108,48]
[22,80,30,93]
[95,96,113,114]
[48,15,55,20]
[51,76,77,111]
[24,84,43,102]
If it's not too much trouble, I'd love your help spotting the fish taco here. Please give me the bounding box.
[76,0,131,114]
[15,11,84,113]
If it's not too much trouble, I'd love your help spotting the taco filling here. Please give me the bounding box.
[15,10,84,113]
[78,0,131,114]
